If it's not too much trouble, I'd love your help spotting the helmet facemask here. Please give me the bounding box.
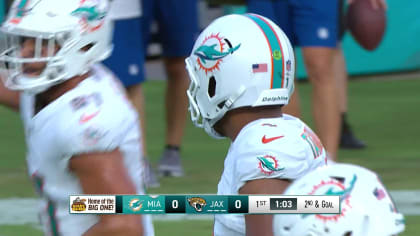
[0,0,113,94]
[186,57,203,128]
[186,57,246,139]
[0,30,71,94]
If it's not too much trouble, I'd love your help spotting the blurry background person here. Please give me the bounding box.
[335,46,367,149]
[336,0,387,149]
[247,0,342,161]
[335,0,362,149]
[141,0,199,177]
[104,0,160,187]
[246,0,386,159]
[274,163,405,236]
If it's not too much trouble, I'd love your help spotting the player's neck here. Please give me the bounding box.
[38,72,90,103]
[216,106,283,141]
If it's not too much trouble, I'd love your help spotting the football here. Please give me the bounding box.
[347,0,386,51]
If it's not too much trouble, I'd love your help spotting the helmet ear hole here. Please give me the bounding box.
[80,43,95,52]
[208,76,216,98]
[217,101,226,109]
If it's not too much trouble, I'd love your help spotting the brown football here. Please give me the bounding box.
[347,0,386,51]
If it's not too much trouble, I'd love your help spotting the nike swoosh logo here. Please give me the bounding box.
[262,135,284,144]
[79,110,100,124]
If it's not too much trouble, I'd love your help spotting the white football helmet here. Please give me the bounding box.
[273,163,405,236]
[186,14,295,138]
[0,0,113,94]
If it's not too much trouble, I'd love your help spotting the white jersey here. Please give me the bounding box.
[109,0,142,20]
[20,64,154,236]
[214,115,327,236]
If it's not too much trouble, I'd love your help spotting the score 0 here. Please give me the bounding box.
[165,196,186,213]
[228,196,248,213]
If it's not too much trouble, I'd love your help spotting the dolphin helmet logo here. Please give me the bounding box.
[194,33,240,74]
[71,0,109,32]
[9,0,41,24]
[305,175,357,222]
[71,6,106,21]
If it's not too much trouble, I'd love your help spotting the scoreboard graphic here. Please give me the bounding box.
[70,195,340,214]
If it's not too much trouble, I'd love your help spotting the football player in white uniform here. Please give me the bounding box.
[273,163,405,236]
[0,0,153,235]
[186,14,327,236]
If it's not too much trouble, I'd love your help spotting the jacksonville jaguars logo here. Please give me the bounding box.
[71,0,109,32]
[257,155,284,175]
[187,197,207,212]
[306,175,357,222]
[194,33,240,74]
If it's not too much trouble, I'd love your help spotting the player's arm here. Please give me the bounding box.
[239,178,291,236]
[69,149,144,236]
[0,81,20,111]
[348,0,387,10]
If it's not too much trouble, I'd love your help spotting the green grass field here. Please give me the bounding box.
[1,77,419,235]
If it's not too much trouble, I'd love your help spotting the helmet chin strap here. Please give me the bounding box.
[206,85,247,139]
[225,85,246,109]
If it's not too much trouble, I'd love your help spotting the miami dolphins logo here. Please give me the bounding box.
[257,155,284,175]
[9,0,41,24]
[129,199,143,212]
[71,0,108,32]
[307,175,357,222]
[194,33,240,74]
[72,6,106,21]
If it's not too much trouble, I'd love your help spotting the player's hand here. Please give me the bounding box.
[0,80,20,111]
[239,178,291,236]
[347,0,387,10]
